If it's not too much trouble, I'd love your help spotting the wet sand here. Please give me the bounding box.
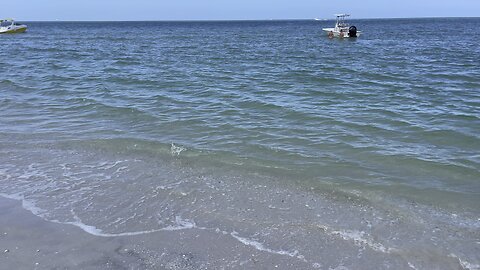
[0,196,310,269]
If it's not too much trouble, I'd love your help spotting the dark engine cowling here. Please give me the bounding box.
[349,26,357,37]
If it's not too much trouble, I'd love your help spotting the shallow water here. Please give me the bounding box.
[1,18,479,269]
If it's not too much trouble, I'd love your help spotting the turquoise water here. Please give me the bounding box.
[1,18,479,269]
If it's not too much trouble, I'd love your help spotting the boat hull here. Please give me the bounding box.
[322,28,361,38]
[0,25,27,34]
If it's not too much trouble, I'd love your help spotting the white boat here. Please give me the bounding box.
[0,19,27,34]
[322,14,360,38]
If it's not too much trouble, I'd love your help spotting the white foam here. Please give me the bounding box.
[449,254,480,270]
[155,181,184,191]
[315,223,395,254]
[230,231,300,258]
[267,205,291,211]
[114,166,129,174]
[163,216,197,231]
[0,194,198,238]
[408,262,419,270]
[0,193,46,217]
[330,229,394,253]
[0,193,23,201]
[328,266,349,270]
[61,221,167,237]
[171,143,186,156]
[53,216,198,237]
[83,160,125,170]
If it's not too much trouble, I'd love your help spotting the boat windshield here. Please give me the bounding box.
[1,21,13,27]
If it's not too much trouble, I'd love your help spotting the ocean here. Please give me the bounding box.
[1,18,479,269]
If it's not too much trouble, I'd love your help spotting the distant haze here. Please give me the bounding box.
[3,0,480,21]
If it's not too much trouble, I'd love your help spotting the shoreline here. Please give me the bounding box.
[0,196,313,269]
[0,143,478,269]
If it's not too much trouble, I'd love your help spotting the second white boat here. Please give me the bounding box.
[322,14,361,38]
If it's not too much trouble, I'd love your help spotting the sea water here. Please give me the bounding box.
[0,18,479,269]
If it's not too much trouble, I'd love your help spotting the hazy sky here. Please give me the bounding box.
[3,0,480,21]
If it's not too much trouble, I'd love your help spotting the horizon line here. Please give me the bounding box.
[11,15,480,22]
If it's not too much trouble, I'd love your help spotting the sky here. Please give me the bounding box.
[3,0,480,21]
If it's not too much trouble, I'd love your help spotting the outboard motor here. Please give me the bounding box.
[348,26,357,37]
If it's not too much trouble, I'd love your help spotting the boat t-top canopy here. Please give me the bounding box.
[333,14,350,28]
